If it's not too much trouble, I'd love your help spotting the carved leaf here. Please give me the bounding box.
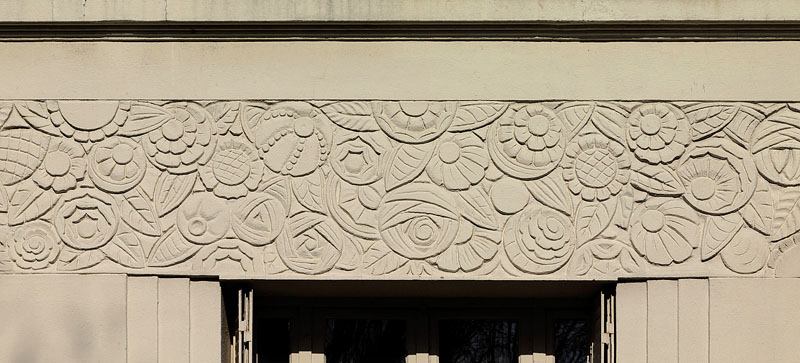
[259,175,291,212]
[575,198,617,244]
[720,228,768,274]
[15,101,60,136]
[557,102,595,139]
[455,188,499,230]
[724,106,764,147]
[335,235,363,271]
[58,248,105,271]
[629,162,685,196]
[771,187,800,241]
[362,240,408,275]
[103,230,146,268]
[701,213,744,260]
[147,226,200,267]
[526,171,572,216]
[8,180,58,226]
[591,104,627,143]
[570,248,594,276]
[119,102,173,136]
[321,101,380,131]
[383,143,433,191]
[0,186,8,212]
[739,178,773,235]
[206,101,241,135]
[685,104,739,141]
[118,187,161,236]
[616,187,634,229]
[449,102,509,132]
[154,172,196,217]
[0,102,12,126]
[292,169,325,213]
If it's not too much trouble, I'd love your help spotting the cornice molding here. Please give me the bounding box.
[0,100,799,279]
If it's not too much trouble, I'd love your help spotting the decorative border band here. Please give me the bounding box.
[0,100,798,279]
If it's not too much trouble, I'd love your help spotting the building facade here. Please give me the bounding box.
[2,1,800,362]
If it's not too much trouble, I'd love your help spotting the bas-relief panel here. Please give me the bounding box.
[1,100,800,279]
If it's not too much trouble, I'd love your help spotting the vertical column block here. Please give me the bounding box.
[127,276,159,363]
[647,280,678,363]
[190,280,223,363]
[158,277,191,363]
[616,282,647,363]
[678,279,709,363]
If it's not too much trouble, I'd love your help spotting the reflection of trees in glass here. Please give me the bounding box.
[324,319,407,363]
[554,320,589,363]
[439,320,518,363]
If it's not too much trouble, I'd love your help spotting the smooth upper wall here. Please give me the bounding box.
[0,0,800,21]
[2,41,800,100]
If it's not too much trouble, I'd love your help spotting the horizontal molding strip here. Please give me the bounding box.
[1,100,800,280]
[3,22,800,41]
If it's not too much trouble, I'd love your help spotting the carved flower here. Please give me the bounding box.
[54,189,119,250]
[433,222,501,272]
[141,102,216,174]
[426,132,489,191]
[378,183,460,259]
[9,221,61,270]
[32,138,86,192]
[241,102,332,177]
[176,192,230,245]
[199,138,264,199]
[676,139,757,215]
[630,198,700,265]
[488,104,566,179]
[562,134,630,201]
[372,101,456,143]
[48,101,128,142]
[627,103,690,164]
[503,205,575,274]
[0,128,49,186]
[330,130,392,185]
[751,107,800,186]
[277,212,343,275]
[231,193,287,246]
[87,137,147,193]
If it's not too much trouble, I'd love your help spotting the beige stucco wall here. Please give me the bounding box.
[2,1,800,362]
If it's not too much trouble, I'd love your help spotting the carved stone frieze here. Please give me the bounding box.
[1,100,800,279]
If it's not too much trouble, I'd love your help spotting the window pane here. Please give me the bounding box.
[255,319,290,363]
[553,319,590,363]
[324,319,407,363]
[439,319,518,363]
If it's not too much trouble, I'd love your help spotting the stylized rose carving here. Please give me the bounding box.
[32,138,86,192]
[277,212,343,275]
[372,101,456,143]
[141,102,216,174]
[433,222,501,272]
[562,134,630,201]
[54,189,119,250]
[231,193,287,246]
[88,137,147,193]
[630,198,700,265]
[488,103,566,179]
[378,183,460,259]
[199,137,264,199]
[242,102,332,177]
[176,192,230,245]
[330,130,392,185]
[627,103,690,164]
[504,205,575,274]
[9,221,61,270]
[677,139,757,214]
[49,101,129,142]
[0,128,49,186]
[751,107,800,186]
[426,132,489,191]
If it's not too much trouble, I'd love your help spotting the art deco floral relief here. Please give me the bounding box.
[2,100,800,278]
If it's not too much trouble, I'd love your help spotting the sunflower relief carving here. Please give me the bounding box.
[1,99,800,279]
